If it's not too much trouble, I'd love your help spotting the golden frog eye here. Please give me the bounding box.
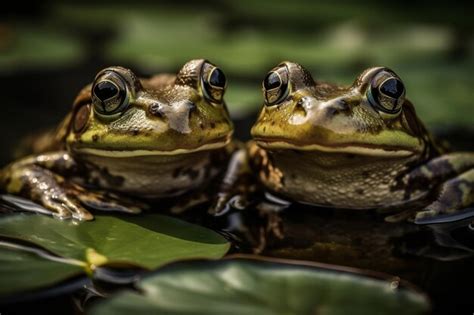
[262,66,289,106]
[201,62,227,103]
[92,69,130,116]
[367,68,406,114]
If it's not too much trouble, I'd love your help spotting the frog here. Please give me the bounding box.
[0,59,240,221]
[249,61,474,223]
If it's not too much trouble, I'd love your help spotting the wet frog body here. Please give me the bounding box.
[1,59,235,220]
[250,62,474,223]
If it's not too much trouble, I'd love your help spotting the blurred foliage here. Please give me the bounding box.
[1,0,473,125]
[0,24,84,72]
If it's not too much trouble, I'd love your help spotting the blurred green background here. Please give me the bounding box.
[1,0,473,165]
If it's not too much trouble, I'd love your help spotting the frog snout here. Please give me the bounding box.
[147,100,195,134]
[319,98,351,117]
[148,101,196,119]
[295,96,350,118]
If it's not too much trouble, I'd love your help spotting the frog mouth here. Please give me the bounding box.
[254,137,421,158]
[74,135,231,158]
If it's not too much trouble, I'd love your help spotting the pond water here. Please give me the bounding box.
[176,196,473,314]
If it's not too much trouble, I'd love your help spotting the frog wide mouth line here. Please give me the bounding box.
[254,138,420,158]
[74,135,231,158]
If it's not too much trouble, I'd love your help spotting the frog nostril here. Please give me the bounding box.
[149,102,163,117]
[296,98,305,108]
[294,97,309,115]
[188,102,197,114]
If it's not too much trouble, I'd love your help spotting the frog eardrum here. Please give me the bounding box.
[72,103,91,133]
[367,68,406,114]
[262,64,289,105]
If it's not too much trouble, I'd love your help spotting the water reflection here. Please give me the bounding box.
[186,198,474,283]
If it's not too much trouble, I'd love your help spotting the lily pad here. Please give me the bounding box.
[89,257,430,315]
[0,213,229,297]
[0,246,83,297]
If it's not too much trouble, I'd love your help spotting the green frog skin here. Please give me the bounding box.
[0,59,236,221]
[249,61,474,223]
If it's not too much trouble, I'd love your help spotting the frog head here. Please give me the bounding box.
[251,61,430,158]
[66,59,233,158]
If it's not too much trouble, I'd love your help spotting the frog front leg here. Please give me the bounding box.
[0,151,142,220]
[0,152,94,220]
[171,148,253,215]
[406,152,474,223]
[210,148,255,215]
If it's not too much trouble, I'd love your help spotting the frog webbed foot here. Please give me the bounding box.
[2,164,93,221]
[415,168,474,223]
[41,187,94,221]
[209,148,255,215]
[409,152,474,223]
[73,187,144,214]
[1,154,144,220]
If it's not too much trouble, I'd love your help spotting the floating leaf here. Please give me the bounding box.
[0,246,83,297]
[89,257,430,315]
[0,213,229,297]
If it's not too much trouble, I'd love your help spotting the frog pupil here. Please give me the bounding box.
[94,81,118,101]
[380,78,404,98]
[209,68,226,88]
[264,72,281,90]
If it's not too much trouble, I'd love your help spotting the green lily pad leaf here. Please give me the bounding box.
[0,213,229,273]
[0,246,83,297]
[89,258,430,315]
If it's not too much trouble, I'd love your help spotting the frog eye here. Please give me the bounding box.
[92,70,130,116]
[263,67,289,106]
[367,69,406,114]
[201,63,227,103]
